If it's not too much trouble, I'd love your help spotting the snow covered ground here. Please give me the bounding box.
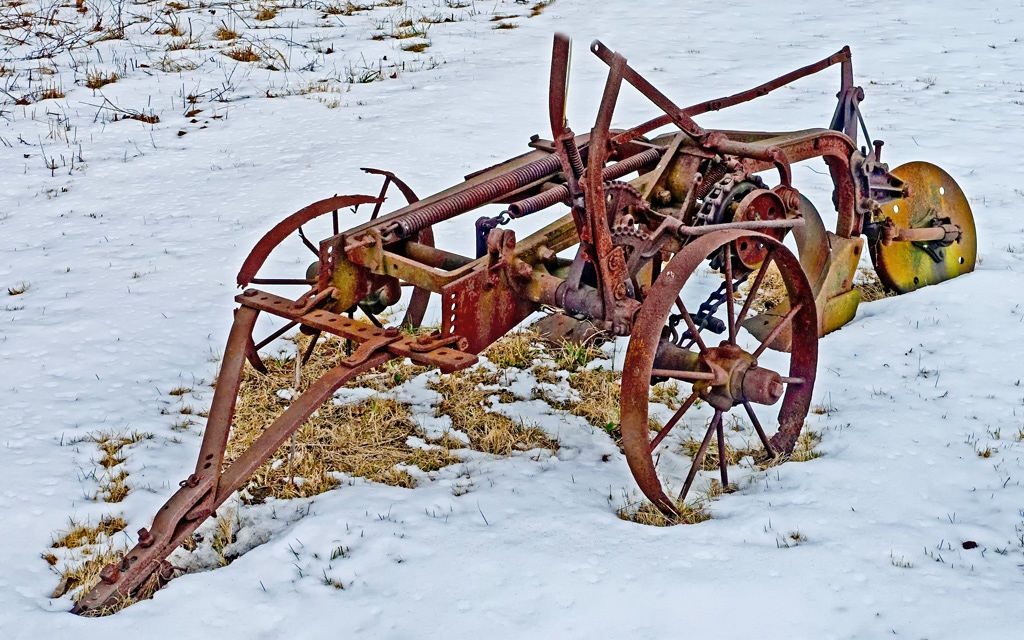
[2,0,1024,637]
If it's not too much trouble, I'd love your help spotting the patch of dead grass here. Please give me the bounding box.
[739,261,787,313]
[49,516,138,606]
[483,328,540,369]
[254,5,278,21]
[565,367,622,434]
[616,492,710,527]
[213,24,240,41]
[529,0,556,17]
[84,70,118,89]
[223,45,262,63]
[324,1,373,15]
[51,515,126,549]
[854,267,896,302]
[50,544,127,603]
[428,369,556,457]
[227,340,459,501]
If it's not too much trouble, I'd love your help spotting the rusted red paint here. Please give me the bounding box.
[74,35,975,614]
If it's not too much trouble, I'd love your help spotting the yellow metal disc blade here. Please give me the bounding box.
[870,161,977,294]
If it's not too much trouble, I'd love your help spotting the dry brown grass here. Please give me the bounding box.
[680,423,822,471]
[254,5,278,21]
[347,357,428,392]
[739,261,787,314]
[226,340,460,502]
[223,45,262,63]
[49,516,134,604]
[226,331,560,503]
[50,544,127,603]
[854,267,896,302]
[483,329,540,369]
[79,430,152,503]
[85,70,118,90]
[529,0,556,17]
[492,21,518,30]
[789,429,823,462]
[428,368,556,457]
[324,1,373,15]
[565,368,622,434]
[549,339,605,373]
[213,24,240,41]
[166,37,195,51]
[402,42,429,53]
[154,19,184,37]
[52,515,126,549]
[616,492,710,527]
[156,55,198,73]
[100,469,130,503]
[34,84,64,101]
[650,380,686,410]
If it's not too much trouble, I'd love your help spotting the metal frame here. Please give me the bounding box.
[72,35,973,615]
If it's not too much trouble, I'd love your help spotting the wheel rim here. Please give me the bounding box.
[239,178,434,372]
[870,161,977,294]
[621,230,818,514]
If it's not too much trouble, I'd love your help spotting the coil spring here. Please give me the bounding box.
[507,147,663,218]
[393,154,563,239]
[696,162,728,199]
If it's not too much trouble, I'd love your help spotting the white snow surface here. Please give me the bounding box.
[3,0,1024,637]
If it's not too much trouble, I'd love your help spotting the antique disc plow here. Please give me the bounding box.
[72,34,976,615]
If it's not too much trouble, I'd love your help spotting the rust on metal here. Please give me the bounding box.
[74,34,977,614]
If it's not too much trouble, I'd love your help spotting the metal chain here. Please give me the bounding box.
[668,272,749,349]
[666,164,762,348]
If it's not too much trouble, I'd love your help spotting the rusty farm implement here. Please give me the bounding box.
[72,35,976,614]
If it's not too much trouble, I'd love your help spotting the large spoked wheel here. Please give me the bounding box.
[620,230,818,515]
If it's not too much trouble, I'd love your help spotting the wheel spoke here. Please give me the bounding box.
[300,330,322,366]
[679,410,722,502]
[296,226,319,256]
[674,297,708,353]
[651,369,716,381]
[750,302,803,360]
[735,249,776,329]
[724,243,736,343]
[743,401,776,458]
[254,320,299,351]
[716,416,729,486]
[649,391,699,452]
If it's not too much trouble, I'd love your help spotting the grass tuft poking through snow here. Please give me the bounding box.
[616,492,711,527]
[48,516,131,605]
[227,331,558,504]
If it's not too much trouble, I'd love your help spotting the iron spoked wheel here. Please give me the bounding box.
[236,176,433,371]
[620,230,818,515]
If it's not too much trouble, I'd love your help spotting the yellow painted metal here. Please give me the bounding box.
[743,197,865,350]
[817,233,863,336]
[870,161,976,294]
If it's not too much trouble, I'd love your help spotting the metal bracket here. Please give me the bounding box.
[342,327,402,367]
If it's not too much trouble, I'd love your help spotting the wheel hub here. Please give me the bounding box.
[697,342,784,411]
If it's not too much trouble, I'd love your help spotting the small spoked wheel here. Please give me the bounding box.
[620,229,818,515]
[237,175,433,373]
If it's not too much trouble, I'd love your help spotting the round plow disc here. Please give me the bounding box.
[870,161,976,294]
